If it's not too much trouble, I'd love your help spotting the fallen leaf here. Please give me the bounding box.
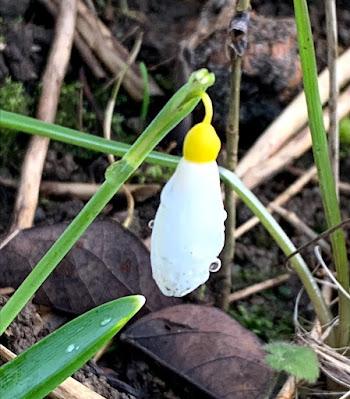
[0,219,179,314]
[121,304,274,399]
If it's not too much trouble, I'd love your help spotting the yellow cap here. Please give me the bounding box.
[183,93,221,163]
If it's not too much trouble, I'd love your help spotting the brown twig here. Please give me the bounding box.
[234,166,317,239]
[288,165,350,196]
[72,0,161,100]
[270,203,331,253]
[275,376,296,399]
[0,176,160,202]
[325,0,339,195]
[0,287,15,296]
[228,273,290,303]
[41,0,161,99]
[237,47,350,179]
[241,86,350,190]
[39,0,106,79]
[10,0,77,232]
[214,1,250,310]
[0,345,106,399]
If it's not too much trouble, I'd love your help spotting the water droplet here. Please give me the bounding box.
[148,220,154,229]
[66,344,76,353]
[100,317,112,326]
[209,259,221,273]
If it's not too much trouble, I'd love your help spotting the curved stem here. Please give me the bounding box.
[219,168,334,344]
[0,69,215,334]
[0,110,333,343]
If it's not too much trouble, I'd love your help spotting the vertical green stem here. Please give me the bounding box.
[294,0,349,346]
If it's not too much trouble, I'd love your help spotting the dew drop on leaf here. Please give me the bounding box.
[100,317,112,326]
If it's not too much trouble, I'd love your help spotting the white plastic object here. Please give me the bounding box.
[151,158,226,297]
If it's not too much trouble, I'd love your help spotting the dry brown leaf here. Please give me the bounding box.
[122,304,274,398]
[0,219,180,314]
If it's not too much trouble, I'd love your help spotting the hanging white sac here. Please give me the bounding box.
[150,93,227,297]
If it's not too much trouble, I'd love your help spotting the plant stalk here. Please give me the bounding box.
[0,109,333,344]
[0,70,214,335]
[217,58,241,309]
[294,0,350,346]
[213,0,250,310]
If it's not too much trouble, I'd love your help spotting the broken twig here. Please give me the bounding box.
[10,0,77,231]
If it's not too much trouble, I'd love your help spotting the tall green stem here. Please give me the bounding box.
[294,0,349,346]
[0,108,333,343]
[0,69,214,335]
[220,168,334,344]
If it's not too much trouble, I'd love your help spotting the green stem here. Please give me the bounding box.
[0,110,178,167]
[0,178,120,334]
[294,0,349,346]
[0,69,215,335]
[220,168,334,344]
[0,108,333,343]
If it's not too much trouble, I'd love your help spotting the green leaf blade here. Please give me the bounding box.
[265,342,320,383]
[0,295,145,399]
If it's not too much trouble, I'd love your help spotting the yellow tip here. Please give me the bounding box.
[183,93,221,163]
[183,123,221,162]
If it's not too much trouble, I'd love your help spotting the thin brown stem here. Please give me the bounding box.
[214,2,250,309]
[216,56,242,310]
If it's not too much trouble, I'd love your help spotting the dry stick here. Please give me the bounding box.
[325,0,339,195]
[270,203,331,253]
[215,2,250,310]
[234,166,317,239]
[275,376,296,399]
[0,177,160,202]
[236,47,350,179]
[228,273,290,303]
[68,0,161,100]
[241,86,350,190]
[45,0,161,99]
[288,165,350,196]
[10,0,77,232]
[39,0,106,79]
[0,345,106,399]
[0,287,15,295]
[103,34,143,228]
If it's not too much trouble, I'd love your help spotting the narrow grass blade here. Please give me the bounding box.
[0,295,145,399]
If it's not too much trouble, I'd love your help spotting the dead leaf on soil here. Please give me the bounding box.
[121,304,274,399]
[0,219,179,314]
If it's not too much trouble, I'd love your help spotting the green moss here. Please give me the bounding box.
[134,164,173,184]
[0,77,33,163]
[230,287,294,341]
[54,82,129,160]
